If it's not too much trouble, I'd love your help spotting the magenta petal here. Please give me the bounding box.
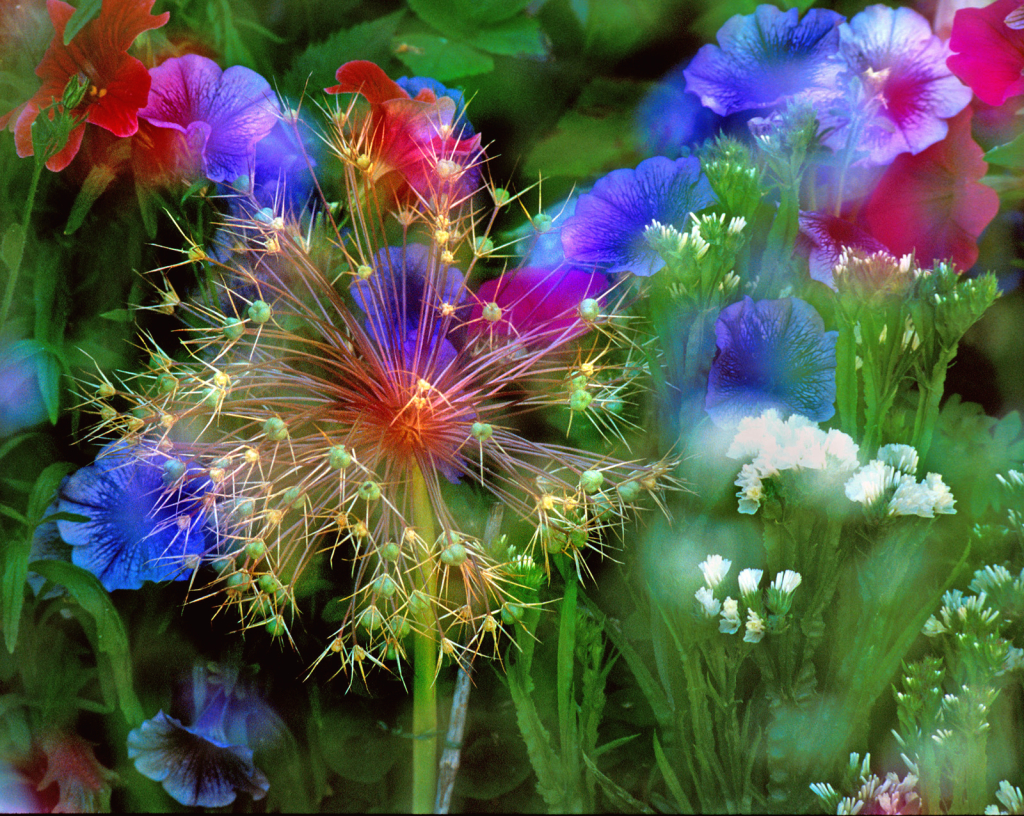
[948,0,1024,106]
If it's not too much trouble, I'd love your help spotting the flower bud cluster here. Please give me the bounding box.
[844,443,955,520]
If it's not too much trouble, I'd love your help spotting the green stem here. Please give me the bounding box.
[0,158,44,330]
[410,464,438,814]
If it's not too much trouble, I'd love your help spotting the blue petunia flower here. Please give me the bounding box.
[139,54,280,185]
[635,61,723,158]
[350,243,467,370]
[705,296,838,427]
[56,442,214,591]
[249,107,322,215]
[127,664,281,808]
[559,156,716,277]
[683,5,847,117]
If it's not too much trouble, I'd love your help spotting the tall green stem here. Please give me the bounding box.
[0,158,44,330]
[410,464,438,813]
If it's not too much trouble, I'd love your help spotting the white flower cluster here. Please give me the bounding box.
[693,555,801,644]
[986,780,1024,815]
[812,753,919,816]
[727,410,860,514]
[844,443,955,518]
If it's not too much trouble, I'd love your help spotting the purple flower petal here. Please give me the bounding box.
[139,54,280,184]
[57,442,213,591]
[823,5,972,165]
[797,210,890,288]
[560,156,716,277]
[127,711,269,808]
[683,5,847,116]
[706,297,838,427]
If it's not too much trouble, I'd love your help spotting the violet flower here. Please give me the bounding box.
[797,210,891,289]
[560,156,716,277]
[56,442,214,591]
[138,54,280,184]
[683,5,847,117]
[706,297,838,427]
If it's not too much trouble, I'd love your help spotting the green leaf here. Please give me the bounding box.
[393,34,494,81]
[472,16,549,57]
[27,462,74,528]
[284,11,405,95]
[653,732,694,813]
[28,560,144,725]
[65,164,116,234]
[1,222,25,275]
[407,0,534,32]
[985,131,1024,169]
[99,309,134,323]
[63,0,101,45]
[2,534,32,653]
[317,709,401,784]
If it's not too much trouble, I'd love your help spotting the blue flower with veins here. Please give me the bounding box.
[683,5,847,117]
[706,297,838,427]
[560,156,716,277]
[57,441,214,591]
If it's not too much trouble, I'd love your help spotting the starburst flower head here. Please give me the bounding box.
[95,64,676,674]
[56,441,213,591]
[0,0,170,172]
[683,5,847,117]
[559,156,716,277]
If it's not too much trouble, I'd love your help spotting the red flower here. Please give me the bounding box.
[947,0,1024,106]
[1,0,169,172]
[325,60,481,208]
[862,107,999,270]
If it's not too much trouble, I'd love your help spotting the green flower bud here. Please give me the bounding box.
[580,470,603,494]
[247,300,273,324]
[263,416,288,442]
[379,541,401,562]
[471,422,493,442]
[373,574,398,598]
[440,542,468,566]
[569,389,593,412]
[265,615,286,637]
[358,480,381,502]
[245,539,267,560]
[222,318,246,341]
[578,298,600,322]
[328,445,352,469]
[360,605,384,632]
[162,458,186,486]
[617,480,641,502]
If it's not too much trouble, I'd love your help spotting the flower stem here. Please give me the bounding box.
[409,463,438,814]
[0,157,44,331]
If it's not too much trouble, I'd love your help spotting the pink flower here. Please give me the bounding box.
[862,107,999,270]
[947,0,1024,106]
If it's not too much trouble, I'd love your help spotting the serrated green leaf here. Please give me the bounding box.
[284,11,405,95]
[408,0,535,33]
[1,222,25,276]
[525,107,638,178]
[63,0,102,45]
[2,534,32,653]
[472,16,549,57]
[653,732,694,813]
[28,560,144,725]
[393,34,494,81]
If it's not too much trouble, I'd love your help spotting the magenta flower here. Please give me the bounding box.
[683,5,847,116]
[824,5,972,165]
[138,54,279,184]
[947,0,1024,106]
[797,211,890,289]
[471,267,609,345]
[706,297,838,428]
[560,156,716,277]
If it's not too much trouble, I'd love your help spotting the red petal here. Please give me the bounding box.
[863,107,999,270]
[326,60,409,103]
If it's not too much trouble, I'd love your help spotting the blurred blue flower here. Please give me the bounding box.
[706,296,838,427]
[0,341,56,438]
[248,108,321,215]
[683,5,847,116]
[350,243,466,371]
[560,156,716,277]
[127,664,281,808]
[138,54,279,184]
[56,442,214,591]
[396,75,474,136]
[635,62,723,158]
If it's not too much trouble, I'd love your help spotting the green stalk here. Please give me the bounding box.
[0,158,44,330]
[409,464,438,814]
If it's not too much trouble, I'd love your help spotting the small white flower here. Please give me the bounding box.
[743,609,766,643]
[771,569,802,594]
[921,615,947,637]
[698,554,732,589]
[734,464,764,515]
[822,429,860,472]
[924,473,956,515]
[889,479,936,517]
[719,597,741,634]
[738,568,763,599]
[876,443,919,476]
[845,460,904,507]
[695,586,721,618]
